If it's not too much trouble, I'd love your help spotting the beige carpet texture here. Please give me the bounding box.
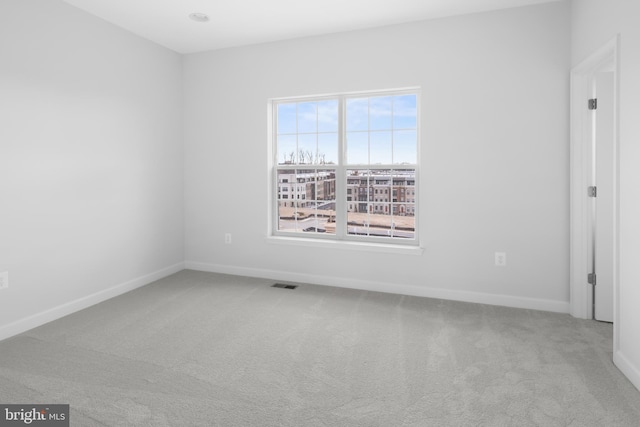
[1,270,639,426]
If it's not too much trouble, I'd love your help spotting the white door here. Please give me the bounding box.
[592,71,615,322]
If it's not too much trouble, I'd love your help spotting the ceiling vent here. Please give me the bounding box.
[271,283,298,290]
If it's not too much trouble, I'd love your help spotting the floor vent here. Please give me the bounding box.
[271,283,298,290]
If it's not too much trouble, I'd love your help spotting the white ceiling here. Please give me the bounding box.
[62,0,562,54]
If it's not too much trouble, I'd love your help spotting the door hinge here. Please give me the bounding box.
[588,186,597,197]
[588,273,597,286]
[588,98,598,110]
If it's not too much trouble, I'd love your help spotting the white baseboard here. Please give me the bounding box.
[185,261,570,314]
[614,351,640,393]
[0,262,185,342]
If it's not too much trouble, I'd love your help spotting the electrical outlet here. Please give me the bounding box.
[224,233,232,244]
[495,252,506,267]
[0,272,8,289]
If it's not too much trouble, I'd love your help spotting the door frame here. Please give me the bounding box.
[569,36,619,327]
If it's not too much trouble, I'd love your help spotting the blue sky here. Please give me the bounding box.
[277,94,417,165]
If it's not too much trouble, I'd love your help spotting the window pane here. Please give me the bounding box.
[323,213,336,235]
[297,169,315,200]
[393,130,417,164]
[299,201,317,232]
[347,170,371,226]
[277,134,297,165]
[370,96,392,131]
[346,132,368,165]
[347,169,373,202]
[391,204,415,239]
[298,134,317,165]
[346,98,368,131]
[315,170,336,234]
[347,210,370,236]
[299,202,329,235]
[404,203,416,217]
[278,202,299,232]
[278,103,297,134]
[370,131,392,164]
[318,100,338,132]
[318,133,338,165]
[316,169,336,202]
[393,94,417,129]
[297,102,317,133]
[276,201,329,235]
[390,169,416,216]
[277,170,295,200]
[393,168,416,184]
[346,169,415,238]
[369,212,392,238]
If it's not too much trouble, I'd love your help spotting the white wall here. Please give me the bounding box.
[0,0,184,338]
[184,2,571,312]
[571,0,640,392]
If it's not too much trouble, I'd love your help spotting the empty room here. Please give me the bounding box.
[1,0,640,425]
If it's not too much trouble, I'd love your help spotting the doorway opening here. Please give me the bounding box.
[569,37,619,325]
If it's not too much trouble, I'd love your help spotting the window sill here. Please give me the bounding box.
[265,235,424,255]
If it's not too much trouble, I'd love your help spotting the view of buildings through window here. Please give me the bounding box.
[274,91,418,241]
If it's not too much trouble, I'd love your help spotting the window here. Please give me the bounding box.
[271,89,419,244]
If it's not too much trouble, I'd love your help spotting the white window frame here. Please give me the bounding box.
[267,88,422,253]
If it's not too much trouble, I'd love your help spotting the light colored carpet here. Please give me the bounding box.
[0,270,639,426]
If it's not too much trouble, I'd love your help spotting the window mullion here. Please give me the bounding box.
[336,95,347,239]
[272,105,278,235]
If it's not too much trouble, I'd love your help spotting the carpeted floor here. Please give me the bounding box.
[1,270,639,426]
